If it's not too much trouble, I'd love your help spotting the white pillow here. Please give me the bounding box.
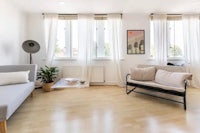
[155,69,192,88]
[0,71,30,85]
[130,67,156,81]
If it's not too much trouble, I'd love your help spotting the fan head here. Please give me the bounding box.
[22,40,40,54]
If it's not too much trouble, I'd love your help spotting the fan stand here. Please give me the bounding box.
[30,53,32,64]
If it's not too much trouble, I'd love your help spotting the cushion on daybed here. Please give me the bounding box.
[130,67,156,81]
[138,64,186,72]
[155,69,192,88]
[0,71,30,86]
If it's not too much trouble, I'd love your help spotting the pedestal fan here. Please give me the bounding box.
[22,40,40,64]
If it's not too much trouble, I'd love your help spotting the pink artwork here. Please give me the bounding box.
[127,30,145,54]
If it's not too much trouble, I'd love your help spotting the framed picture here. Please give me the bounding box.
[127,30,145,54]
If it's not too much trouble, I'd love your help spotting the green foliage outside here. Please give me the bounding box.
[55,44,65,57]
[169,45,183,57]
[104,43,111,57]
[150,46,155,57]
[150,44,182,57]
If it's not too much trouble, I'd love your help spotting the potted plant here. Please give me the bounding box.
[37,66,59,92]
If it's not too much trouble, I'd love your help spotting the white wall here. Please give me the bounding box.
[121,13,152,79]
[26,13,45,66]
[26,13,151,84]
[0,0,27,65]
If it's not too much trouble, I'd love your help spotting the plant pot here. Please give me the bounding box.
[43,82,54,92]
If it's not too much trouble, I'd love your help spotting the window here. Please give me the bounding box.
[55,19,111,59]
[167,20,184,58]
[55,16,117,59]
[94,20,111,58]
[55,20,78,58]
[150,18,184,59]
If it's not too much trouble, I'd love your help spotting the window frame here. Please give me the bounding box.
[93,19,112,59]
[55,19,78,59]
[54,14,122,60]
[167,20,184,58]
[150,16,185,60]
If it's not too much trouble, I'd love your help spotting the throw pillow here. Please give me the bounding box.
[0,71,30,86]
[130,67,156,81]
[155,69,192,88]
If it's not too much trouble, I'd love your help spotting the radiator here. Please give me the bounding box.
[90,66,105,83]
[62,66,82,79]
[62,66,105,83]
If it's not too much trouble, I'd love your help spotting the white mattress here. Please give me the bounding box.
[127,77,185,93]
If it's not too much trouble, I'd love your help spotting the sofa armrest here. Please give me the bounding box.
[126,74,131,82]
[184,80,187,90]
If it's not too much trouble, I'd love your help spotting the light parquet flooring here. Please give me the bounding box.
[7,86,200,133]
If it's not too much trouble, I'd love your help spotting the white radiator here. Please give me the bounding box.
[62,66,105,83]
[90,66,105,83]
[62,66,82,79]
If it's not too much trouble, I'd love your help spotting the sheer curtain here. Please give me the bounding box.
[44,14,58,66]
[152,14,168,65]
[108,14,124,86]
[77,14,94,82]
[183,15,200,88]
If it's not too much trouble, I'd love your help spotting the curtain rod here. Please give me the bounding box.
[150,13,182,16]
[42,13,122,16]
[150,13,200,16]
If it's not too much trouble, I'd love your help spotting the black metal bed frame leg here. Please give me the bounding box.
[184,81,187,110]
[184,94,186,110]
[126,74,136,95]
[126,84,131,94]
[126,84,135,95]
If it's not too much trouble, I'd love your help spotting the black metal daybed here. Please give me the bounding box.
[125,65,192,110]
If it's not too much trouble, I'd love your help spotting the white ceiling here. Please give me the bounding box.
[8,0,200,14]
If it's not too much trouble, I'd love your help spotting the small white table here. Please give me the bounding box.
[51,78,89,89]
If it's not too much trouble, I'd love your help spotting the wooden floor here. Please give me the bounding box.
[7,86,200,133]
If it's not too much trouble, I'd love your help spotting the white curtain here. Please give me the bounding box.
[77,14,94,82]
[182,15,200,88]
[44,14,58,66]
[108,14,124,86]
[152,14,168,65]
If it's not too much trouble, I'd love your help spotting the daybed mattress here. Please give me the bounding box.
[127,78,185,93]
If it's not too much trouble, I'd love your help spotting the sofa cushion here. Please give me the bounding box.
[130,67,156,81]
[0,71,30,86]
[155,69,192,88]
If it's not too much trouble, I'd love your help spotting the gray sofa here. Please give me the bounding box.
[0,64,37,133]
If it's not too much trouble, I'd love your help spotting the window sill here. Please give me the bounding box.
[147,57,185,61]
[92,58,112,61]
[54,57,77,61]
[167,57,185,61]
[51,57,125,61]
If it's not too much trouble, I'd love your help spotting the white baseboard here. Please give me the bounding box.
[90,81,117,86]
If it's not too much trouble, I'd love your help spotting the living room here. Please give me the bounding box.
[0,0,200,133]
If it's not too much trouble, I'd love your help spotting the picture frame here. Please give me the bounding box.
[127,30,145,54]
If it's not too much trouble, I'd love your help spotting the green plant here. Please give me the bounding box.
[169,45,183,57]
[37,66,59,83]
